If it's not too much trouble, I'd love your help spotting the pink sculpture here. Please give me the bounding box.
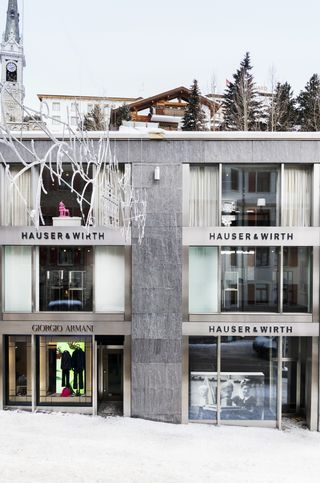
[58,201,70,217]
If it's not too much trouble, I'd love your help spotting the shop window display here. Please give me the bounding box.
[40,164,92,225]
[6,336,32,404]
[221,246,279,312]
[189,337,277,423]
[221,165,279,227]
[220,337,277,421]
[189,337,218,421]
[39,337,92,405]
[39,246,93,311]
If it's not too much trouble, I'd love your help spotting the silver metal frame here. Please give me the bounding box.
[181,336,189,423]
[309,337,319,430]
[216,336,221,425]
[277,336,282,429]
[124,246,132,321]
[182,247,189,322]
[0,335,3,410]
[92,335,97,415]
[182,164,190,227]
[279,246,283,313]
[0,246,3,314]
[123,335,131,417]
[31,334,36,412]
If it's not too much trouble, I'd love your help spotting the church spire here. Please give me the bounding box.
[4,0,20,43]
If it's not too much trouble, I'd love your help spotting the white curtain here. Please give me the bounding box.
[5,246,32,312]
[283,167,311,226]
[189,247,218,313]
[0,165,31,226]
[95,246,125,312]
[189,166,218,226]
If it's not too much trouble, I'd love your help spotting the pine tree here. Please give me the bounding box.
[222,52,262,131]
[112,103,131,129]
[182,79,207,131]
[82,104,106,131]
[268,82,297,131]
[297,74,320,131]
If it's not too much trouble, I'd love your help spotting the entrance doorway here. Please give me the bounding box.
[97,337,124,416]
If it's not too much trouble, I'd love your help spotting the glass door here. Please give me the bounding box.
[98,346,123,402]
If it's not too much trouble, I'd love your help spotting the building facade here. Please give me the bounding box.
[37,94,140,132]
[0,131,319,431]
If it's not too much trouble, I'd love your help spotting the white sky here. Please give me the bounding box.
[4,0,320,108]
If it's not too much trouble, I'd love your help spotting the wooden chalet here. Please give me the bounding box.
[111,86,219,130]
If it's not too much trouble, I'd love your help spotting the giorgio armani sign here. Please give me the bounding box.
[32,324,94,334]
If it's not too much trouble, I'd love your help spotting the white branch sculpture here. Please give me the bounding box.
[0,82,147,244]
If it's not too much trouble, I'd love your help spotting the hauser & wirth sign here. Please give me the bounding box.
[0,226,129,246]
[183,322,320,337]
[183,227,319,246]
[209,232,293,242]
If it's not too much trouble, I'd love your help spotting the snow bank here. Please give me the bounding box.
[0,411,319,483]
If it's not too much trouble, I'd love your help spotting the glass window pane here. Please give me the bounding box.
[5,246,32,312]
[39,246,93,311]
[189,247,218,313]
[283,166,311,226]
[222,165,279,227]
[7,336,32,404]
[40,164,92,226]
[220,337,277,421]
[283,247,312,312]
[39,336,92,405]
[189,166,219,226]
[221,246,279,312]
[189,337,217,421]
[95,246,125,312]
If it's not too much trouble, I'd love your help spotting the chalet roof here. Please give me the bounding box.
[118,86,219,113]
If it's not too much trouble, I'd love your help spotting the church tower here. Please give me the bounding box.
[0,0,25,123]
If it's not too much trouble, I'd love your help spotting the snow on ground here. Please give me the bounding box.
[0,411,319,483]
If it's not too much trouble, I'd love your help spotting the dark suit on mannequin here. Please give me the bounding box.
[61,350,72,387]
[71,347,86,390]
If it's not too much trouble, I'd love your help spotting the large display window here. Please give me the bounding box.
[221,165,279,227]
[39,246,93,311]
[40,164,92,225]
[188,164,312,228]
[220,337,277,421]
[38,336,92,405]
[221,246,279,312]
[189,336,277,423]
[6,336,32,405]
